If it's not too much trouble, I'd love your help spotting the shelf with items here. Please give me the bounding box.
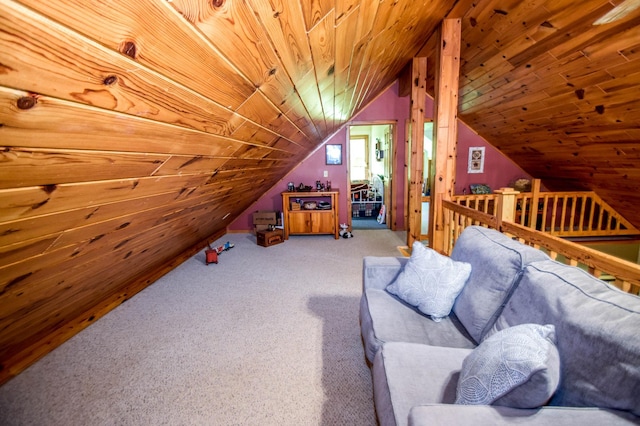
[281,190,339,239]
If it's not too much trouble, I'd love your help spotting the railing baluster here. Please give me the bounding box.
[597,201,604,230]
[579,195,586,232]
[542,195,549,233]
[620,280,632,293]
[569,195,577,233]
[560,195,568,234]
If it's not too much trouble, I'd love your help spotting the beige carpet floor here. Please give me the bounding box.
[0,229,406,426]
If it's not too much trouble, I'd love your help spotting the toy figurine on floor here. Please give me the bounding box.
[205,241,235,265]
[339,223,354,239]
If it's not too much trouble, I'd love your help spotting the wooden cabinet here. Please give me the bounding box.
[282,190,339,239]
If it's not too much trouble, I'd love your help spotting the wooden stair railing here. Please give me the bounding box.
[451,180,640,238]
[442,199,640,296]
[514,191,639,237]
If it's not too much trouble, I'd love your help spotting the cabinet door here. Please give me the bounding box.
[309,212,335,233]
[288,212,310,234]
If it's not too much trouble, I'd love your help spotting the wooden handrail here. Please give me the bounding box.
[453,190,639,237]
[442,200,640,295]
[514,191,638,237]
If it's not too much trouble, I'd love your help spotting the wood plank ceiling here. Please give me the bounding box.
[1,0,639,382]
[440,0,640,224]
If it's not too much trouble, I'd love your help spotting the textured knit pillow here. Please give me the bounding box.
[386,241,471,322]
[455,323,560,408]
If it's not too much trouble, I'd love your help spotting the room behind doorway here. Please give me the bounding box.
[348,123,393,230]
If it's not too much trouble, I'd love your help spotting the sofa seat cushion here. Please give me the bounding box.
[451,226,550,342]
[408,405,640,426]
[455,323,561,408]
[360,289,476,364]
[386,242,472,322]
[487,260,640,416]
[372,342,473,426]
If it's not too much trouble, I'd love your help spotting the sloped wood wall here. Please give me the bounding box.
[3,0,639,385]
[422,0,640,226]
[0,0,452,383]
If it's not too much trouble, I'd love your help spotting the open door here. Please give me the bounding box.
[347,122,396,230]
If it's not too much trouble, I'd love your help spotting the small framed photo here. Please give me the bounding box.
[326,144,342,165]
[468,146,485,173]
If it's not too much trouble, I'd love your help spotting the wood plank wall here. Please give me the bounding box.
[0,0,453,383]
[2,0,639,385]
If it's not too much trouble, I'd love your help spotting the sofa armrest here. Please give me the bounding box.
[363,256,407,291]
[408,404,639,426]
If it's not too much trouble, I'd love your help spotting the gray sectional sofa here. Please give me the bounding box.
[360,226,640,425]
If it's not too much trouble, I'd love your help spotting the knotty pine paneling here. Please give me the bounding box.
[309,10,337,131]
[0,0,455,383]
[0,148,169,188]
[15,0,254,109]
[3,0,638,385]
[452,0,640,230]
[0,89,246,157]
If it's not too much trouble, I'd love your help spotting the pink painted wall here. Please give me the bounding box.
[229,81,530,231]
[455,123,530,194]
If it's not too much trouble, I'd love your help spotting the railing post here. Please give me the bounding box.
[495,187,520,230]
[528,179,541,230]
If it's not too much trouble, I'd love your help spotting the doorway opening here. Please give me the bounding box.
[421,121,434,240]
[347,123,395,230]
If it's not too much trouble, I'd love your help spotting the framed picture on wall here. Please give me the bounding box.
[326,144,342,165]
[468,147,485,173]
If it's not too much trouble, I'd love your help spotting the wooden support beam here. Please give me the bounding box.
[407,57,427,249]
[429,19,461,252]
[397,62,412,97]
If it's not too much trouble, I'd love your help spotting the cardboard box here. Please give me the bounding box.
[253,211,277,225]
[256,229,284,247]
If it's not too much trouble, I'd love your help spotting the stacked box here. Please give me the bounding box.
[253,211,277,232]
[256,229,284,247]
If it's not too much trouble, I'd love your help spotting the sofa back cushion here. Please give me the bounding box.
[487,260,640,415]
[451,226,549,343]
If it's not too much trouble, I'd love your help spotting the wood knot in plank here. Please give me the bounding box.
[42,184,57,194]
[211,0,225,7]
[120,40,137,59]
[575,89,585,100]
[16,96,37,110]
[103,75,118,86]
[595,105,605,114]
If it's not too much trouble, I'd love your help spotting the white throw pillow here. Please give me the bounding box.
[386,241,471,321]
[455,323,561,408]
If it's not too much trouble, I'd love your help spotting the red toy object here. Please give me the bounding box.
[205,248,219,265]
[205,241,234,265]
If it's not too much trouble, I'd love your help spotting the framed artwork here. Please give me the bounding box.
[468,146,485,173]
[326,144,342,165]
